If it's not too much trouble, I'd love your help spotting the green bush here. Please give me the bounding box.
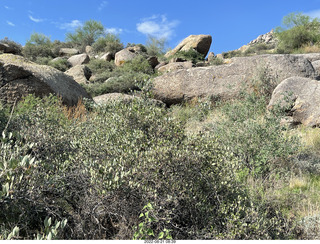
[83,55,154,97]
[170,49,205,64]
[66,20,105,51]
[0,94,302,239]
[87,58,115,74]
[145,35,168,57]
[92,33,124,55]
[48,58,69,72]
[275,12,320,53]
[208,93,298,177]
[22,33,54,61]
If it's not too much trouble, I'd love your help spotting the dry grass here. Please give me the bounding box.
[299,44,320,53]
[62,99,88,121]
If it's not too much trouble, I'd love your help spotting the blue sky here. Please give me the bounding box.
[2,0,320,54]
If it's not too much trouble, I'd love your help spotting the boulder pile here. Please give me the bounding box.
[0,54,92,106]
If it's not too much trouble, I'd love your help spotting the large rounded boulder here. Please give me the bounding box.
[152,54,318,105]
[0,54,92,106]
[164,34,212,58]
[268,76,320,127]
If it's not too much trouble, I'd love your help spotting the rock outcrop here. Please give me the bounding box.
[59,48,80,56]
[0,42,21,55]
[248,29,277,46]
[152,54,318,105]
[67,53,90,67]
[164,35,212,58]
[157,61,194,74]
[65,65,92,84]
[0,54,92,106]
[268,77,320,127]
[114,46,145,66]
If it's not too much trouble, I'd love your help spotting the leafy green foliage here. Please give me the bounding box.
[0,94,302,240]
[170,49,205,64]
[83,55,154,97]
[145,35,168,57]
[66,20,105,51]
[275,12,320,53]
[48,58,69,72]
[92,33,124,55]
[22,33,54,61]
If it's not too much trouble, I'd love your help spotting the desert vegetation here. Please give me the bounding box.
[1,13,320,240]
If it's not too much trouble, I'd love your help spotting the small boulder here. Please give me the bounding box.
[0,42,21,55]
[165,35,212,58]
[67,53,90,67]
[157,61,194,74]
[115,48,139,66]
[59,48,80,56]
[65,65,92,84]
[268,76,320,127]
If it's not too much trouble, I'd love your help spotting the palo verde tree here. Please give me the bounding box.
[22,33,54,61]
[275,12,320,53]
[66,20,105,51]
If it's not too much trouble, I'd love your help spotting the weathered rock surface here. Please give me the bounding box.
[293,53,320,63]
[312,60,320,73]
[268,76,320,127]
[59,48,80,56]
[165,35,212,58]
[152,54,318,105]
[157,61,194,74]
[100,52,113,62]
[248,29,277,46]
[68,54,90,67]
[0,54,92,106]
[0,42,21,55]
[65,65,92,84]
[115,48,139,66]
[93,93,164,106]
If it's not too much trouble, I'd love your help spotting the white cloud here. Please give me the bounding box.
[305,9,320,19]
[6,21,15,27]
[98,1,108,11]
[137,15,179,39]
[4,6,12,10]
[59,20,83,31]
[105,27,123,35]
[29,15,44,23]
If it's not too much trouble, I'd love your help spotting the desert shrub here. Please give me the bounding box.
[209,57,224,65]
[207,93,298,177]
[83,55,154,96]
[83,71,149,96]
[51,40,74,57]
[275,12,320,53]
[22,33,54,61]
[0,95,300,239]
[92,33,124,55]
[171,49,205,64]
[66,20,105,52]
[221,50,243,59]
[145,35,168,57]
[120,55,154,75]
[48,58,69,72]
[87,58,115,74]
[244,43,275,56]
